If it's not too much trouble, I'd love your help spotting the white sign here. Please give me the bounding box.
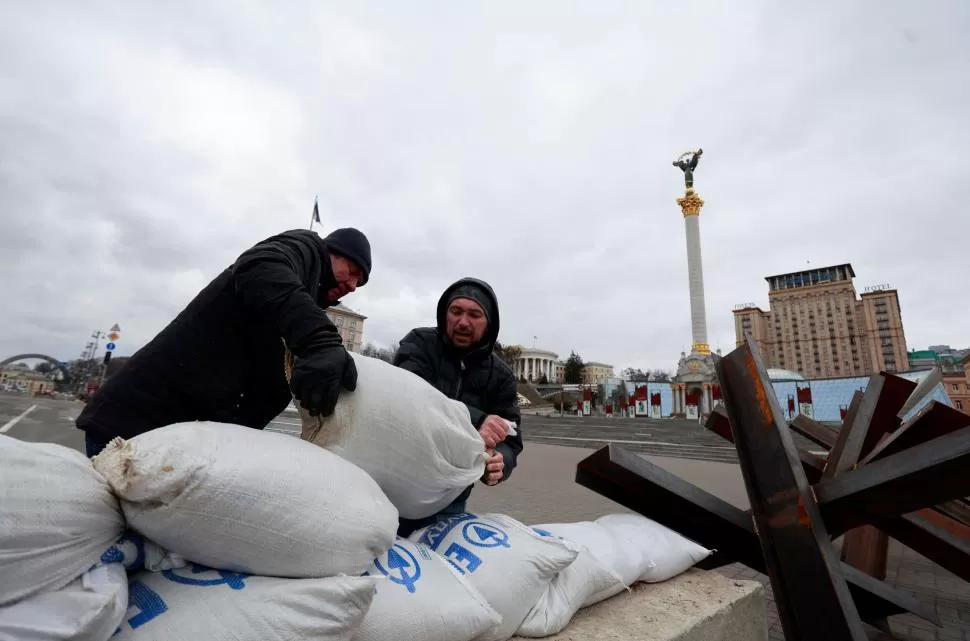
[685,405,699,421]
[799,403,814,418]
[863,284,891,293]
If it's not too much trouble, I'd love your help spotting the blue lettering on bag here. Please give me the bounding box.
[442,542,481,575]
[462,521,510,549]
[374,544,422,593]
[162,564,248,590]
[417,512,476,550]
[126,580,168,629]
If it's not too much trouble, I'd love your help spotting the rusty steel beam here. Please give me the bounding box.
[574,444,938,626]
[789,414,838,450]
[860,401,970,465]
[816,427,970,535]
[717,335,867,640]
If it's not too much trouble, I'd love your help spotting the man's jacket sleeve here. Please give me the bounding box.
[393,330,437,380]
[230,230,339,355]
[487,364,523,482]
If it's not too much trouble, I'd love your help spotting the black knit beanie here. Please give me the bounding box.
[448,284,495,323]
[322,228,371,285]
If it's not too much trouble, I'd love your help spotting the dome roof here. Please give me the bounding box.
[766,368,806,381]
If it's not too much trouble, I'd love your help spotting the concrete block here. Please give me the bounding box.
[512,568,766,641]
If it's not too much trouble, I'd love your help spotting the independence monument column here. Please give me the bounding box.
[673,149,709,356]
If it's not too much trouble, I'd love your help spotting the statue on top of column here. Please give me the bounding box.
[673,148,703,190]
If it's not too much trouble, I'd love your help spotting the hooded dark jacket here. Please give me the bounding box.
[393,278,523,502]
[77,229,343,442]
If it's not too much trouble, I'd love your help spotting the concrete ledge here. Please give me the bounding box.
[513,569,766,641]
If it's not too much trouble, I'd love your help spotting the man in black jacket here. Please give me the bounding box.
[393,277,523,536]
[77,228,371,457]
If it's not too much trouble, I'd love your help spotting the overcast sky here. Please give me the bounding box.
[1,1,968,373]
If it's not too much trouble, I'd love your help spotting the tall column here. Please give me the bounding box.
[678,188,709,355]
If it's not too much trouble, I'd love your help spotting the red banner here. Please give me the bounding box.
[650,392,661,407]
[685,391,700,406]
[839,406,848,420]
[712,384,722,401]
[635,386,648,400]
[605,404,613,415]
[583,387,593,401]
[787,396,796,414]
[796,385,813,404]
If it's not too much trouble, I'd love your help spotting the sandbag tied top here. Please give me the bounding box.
[288,351,489,520]
[92,421,398,578]
[0,435,125,606]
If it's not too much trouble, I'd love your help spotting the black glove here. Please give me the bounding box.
[290,344,358,417]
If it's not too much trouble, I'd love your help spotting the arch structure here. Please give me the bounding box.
[1,353,71,382]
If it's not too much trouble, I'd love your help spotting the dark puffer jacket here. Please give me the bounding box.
[393,278,523,499]
[76,230,342,442]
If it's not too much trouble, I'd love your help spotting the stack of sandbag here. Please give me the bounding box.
[286,350,489,519]
[88,421,399,640]
[1,421,404,641]
[0,435,129,640]
[517,514,714,637]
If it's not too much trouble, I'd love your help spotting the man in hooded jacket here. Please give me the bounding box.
[77,228,371,457]
[393,277,523,536]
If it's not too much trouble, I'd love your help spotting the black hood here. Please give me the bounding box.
[436,277,501,358]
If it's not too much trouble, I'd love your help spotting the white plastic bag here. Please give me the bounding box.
[0,435,125,605]
[292,352,488,519]
[410,513,577,641]
[92,422,398,577]
[356,539,501,641]
[516,523,626,637]
[596,514,712,583]
[114,565,378,641]
[0,562,127,641]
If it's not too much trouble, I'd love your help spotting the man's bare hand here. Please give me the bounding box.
[479,415,510,449]
[482,449,505,486]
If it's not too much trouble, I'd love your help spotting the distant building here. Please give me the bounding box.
[941,352,970,414]
[583,362,614,385]
[0,367,54,393]
[513,348,560,382]
[732,264,909,379]
[326,303,366,353]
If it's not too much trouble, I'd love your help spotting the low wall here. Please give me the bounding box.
[513,568,766,641]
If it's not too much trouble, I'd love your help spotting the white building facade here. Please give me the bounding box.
[514,348,560,383]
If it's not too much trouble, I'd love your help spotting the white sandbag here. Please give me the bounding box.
[92,422,397,577]
[0,562,127,641]
[114,565,378,641]
[596,514,713,583]
[0,435,125,606]
[531,521,631,604]
[411,513,577,641]
[356,539,500,641]
[290,352,488,519]
[516,524,626,637]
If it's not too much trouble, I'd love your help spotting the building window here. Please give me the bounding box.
[954,383,960,392]
[958,401,964,410]
[350,320,357,329]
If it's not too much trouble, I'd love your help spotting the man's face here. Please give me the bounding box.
[327,254,364,302]
[446,297,488,348]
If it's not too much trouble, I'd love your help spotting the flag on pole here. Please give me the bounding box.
[311,198,321,226]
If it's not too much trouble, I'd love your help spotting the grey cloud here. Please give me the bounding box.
[1,1,968,373]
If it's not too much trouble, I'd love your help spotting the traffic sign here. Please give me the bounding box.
[103,351,112,365]
[107,332,120,342]
[110,324,121,333]
[106,343,117,351]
